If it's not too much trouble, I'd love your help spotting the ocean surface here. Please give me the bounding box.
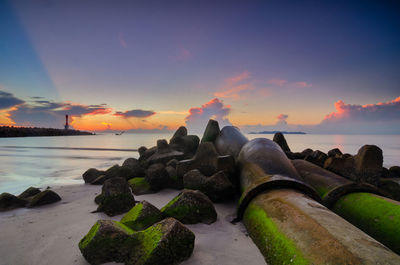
[1,133,399,194]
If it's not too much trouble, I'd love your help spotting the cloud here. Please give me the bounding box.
[169,47,192,61]
[240,97,400,134]
[268,79,288,86]
[8,100,112,128]
[185,98,231,133]
[114,109,156,118]
[0,91,25,110]
[214,71,254,100]
[118,32,128,48]
[293,81,312,88]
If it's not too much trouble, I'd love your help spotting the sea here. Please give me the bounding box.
[1,133,399,194]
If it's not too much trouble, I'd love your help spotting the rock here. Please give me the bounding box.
[202,171,235,202]
[103,163,144,181]
[82,168,105,184]
[324,156,355,180]
[79,218,195,265]
[94,194,103,205]
[328,148,343,157]
[166,159,178,168]
[354,145,383,185]
[177,142,219,177]
[301,148,314,157]
[183,169,206,190]
[145,163,169,191]
[182,135,200,157]
[120,200,163,231]
[183,170,235,202]
[128,178,155,195]
[27,190,61,208]
[172,126,188,139]
[104,164,121,178]
[273,132,291,152]
[389,166,400,178]
[305,150,328,168]
[91,175,108,185]
[122,157,139,168]
[0,193,27,211]
[139,146,157,163]
[286,151,305,160]
[96,177,135,216]
[129,218,195,265]
[161,189,217,224]
[342,153,353,159]
[18,187,41,199]
[79,220,136,264]
[378,178,400,201]
[201,119,220,143]
[138,146,147,156]
[146,140,184,165]
[166,165,181,189]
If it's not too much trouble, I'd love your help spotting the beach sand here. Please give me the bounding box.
[0,184,265,265]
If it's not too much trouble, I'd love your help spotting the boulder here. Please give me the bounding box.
[182,135,200,158]
[166,159,179,168]
[79,218,195,265]
[354,145,383,185]
[381,167,397,178]
[170,126,188,141]
[328,148,343,158]
[161,189,217,224]
[145,163,169,191]
[79,220,136,264]
[177,142,219,177]
[378,178,400,201]
[324,156,355,180]
[0,192,27,211]
[122,158,145,178]
[120,200,163,231]
[389,166,400,178]
[139,146,157,163]
[201,119,220,143]
[301,148,314,157]
[286,151,305,160]
[90,175,108,185]
[165,165,181,189]
[128,178,155,195]
[129,218,195,265]
[104,164,121,178]
[169,126,188,151]
[82,168,105,184]
[273,132,291,152]
[138,146,147,156]
[18,187,41,199]
[146,140,184,165]
[305,150,328,168]
[96,177,135,216]
[27,190,61,208]
[183,170,235,202]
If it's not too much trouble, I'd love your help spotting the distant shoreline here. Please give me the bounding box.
[0,126,94,138]
[248,131,306,135]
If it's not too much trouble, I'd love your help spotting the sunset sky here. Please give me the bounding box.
[1,0,399,134]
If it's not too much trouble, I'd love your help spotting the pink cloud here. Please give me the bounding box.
[277,114,288,121]
[293,81,312,88]
[118,32,128,48]
[214,84,253,100]
[185,98,231,132]
[169,47,192,61]
[268,79,288,86]
[225,71,251,85]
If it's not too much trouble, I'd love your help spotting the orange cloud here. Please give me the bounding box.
[214,84,253,100]
[225,71,251,85]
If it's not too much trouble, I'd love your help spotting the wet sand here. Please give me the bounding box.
[0,184,265,265]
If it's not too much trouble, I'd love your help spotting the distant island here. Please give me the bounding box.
[248,131,306,135]
[0,126,94,138]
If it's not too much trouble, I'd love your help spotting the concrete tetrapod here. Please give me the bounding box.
[293,159,400,255]
[215,125,400,264]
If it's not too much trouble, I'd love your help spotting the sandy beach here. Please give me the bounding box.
[0,184,265,265]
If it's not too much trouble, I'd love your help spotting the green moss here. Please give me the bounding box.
[160,195,192,221]
[114,221,135,235]
[160,195,180,212]
[129,178,152,195]
[121,203,144,224]
[79,222,100,249]
[333,192,400,254]
[131,224,164,264]
[243,202,309,265]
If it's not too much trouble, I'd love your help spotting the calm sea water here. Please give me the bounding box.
[1,133,399,194]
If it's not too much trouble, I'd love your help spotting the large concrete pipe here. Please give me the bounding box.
[215,126,400,264]
[293,159,400,254]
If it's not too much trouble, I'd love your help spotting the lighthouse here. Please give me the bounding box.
[64,115,69,130]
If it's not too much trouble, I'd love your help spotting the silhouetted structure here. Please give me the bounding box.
[64,115,69,130]
[0,126,93,138]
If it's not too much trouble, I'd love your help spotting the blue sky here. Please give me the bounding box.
[0,0,399,133]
